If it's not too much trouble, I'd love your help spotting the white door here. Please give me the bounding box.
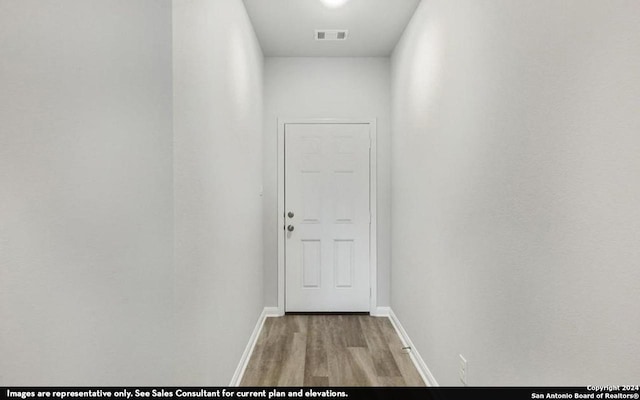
[285,123,371,312]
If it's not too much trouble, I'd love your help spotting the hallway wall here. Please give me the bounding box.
[391,0,640,385]
[173,0,265,385]
[262,57,391,309]
[0,0,174,384]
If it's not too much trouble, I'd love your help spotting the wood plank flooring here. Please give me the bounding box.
[240,315,425,387]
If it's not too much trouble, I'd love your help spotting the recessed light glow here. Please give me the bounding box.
[320,0,350,9]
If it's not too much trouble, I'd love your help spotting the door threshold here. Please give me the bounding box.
[285,311,370,316]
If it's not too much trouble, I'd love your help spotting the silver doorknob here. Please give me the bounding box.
[288,211,295,218]
[287,225,295,232]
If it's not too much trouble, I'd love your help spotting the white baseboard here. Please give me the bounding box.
[388,309,439,387]
[264,306,282,317]
[371,306,391,317]
[229,307,270,386]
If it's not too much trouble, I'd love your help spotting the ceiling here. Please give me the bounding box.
[242,0,421,57]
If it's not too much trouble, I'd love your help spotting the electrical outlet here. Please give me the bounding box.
[459,354,468,386]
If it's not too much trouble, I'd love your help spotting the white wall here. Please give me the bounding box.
[173,0,264,385]
[263,57,391,308]
[0,0,174,384]
[391,0,640,385]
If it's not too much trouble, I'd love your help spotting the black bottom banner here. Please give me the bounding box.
[2,387,639,400]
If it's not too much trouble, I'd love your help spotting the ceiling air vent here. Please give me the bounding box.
[315,29,349,41]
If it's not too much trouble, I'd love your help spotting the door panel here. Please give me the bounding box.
[285,123,370,312]
[302,240,321,288]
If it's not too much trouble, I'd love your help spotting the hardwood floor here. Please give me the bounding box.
[240,315,425,387]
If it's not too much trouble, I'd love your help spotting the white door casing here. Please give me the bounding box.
[283,122,373,312]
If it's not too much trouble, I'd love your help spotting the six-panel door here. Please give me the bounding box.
[285,123,371,312]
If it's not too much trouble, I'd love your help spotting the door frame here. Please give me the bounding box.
[277,118,378,315]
